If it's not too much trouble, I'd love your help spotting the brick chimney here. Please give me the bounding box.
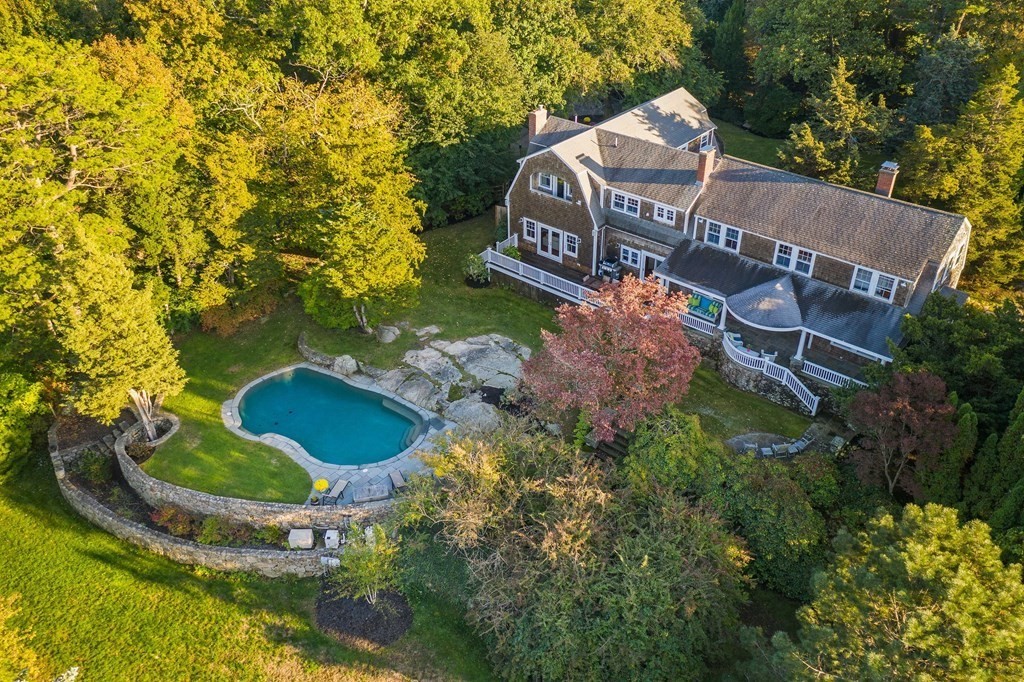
[874,161,899,197]
[528,106,548,141]
[696,147,716,185]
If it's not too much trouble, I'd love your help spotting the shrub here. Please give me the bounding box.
[199,284,280,337]
[196,516,253,546]
[463,254,490,284]
[500,245,521,260]
[254,525,285,546]
[77,450,112,486]
[150,506,198,537]
[330,524,401,606]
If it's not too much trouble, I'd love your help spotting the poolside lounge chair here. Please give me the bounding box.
[771,443,788,457]
[389,470,407,491]
[323,478,349,505]
[788,438,810,455]
[759,447,773,458]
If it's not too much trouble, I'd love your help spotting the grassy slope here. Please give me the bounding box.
[712,118,785,168]
[147,215,556,501]
[679,365,810,441]
[0,461,493,681]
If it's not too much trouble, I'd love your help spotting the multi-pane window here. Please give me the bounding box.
[524,218,537,242]
[724,227,740,251]
[654,204,676,224]
[564,233,580,257]
[853,267,873,293]
[775,244,793,268]
[612,192,640,217]
[620,246,641,267]
[536,173,571,200]
[874,275,895,300]
[795,249,814,275]
[706,221,721,246]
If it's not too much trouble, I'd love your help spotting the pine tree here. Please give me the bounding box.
[918,400,979,506]
[779,58,891,186]
[962,433,1002,519]
[56,232,186,441]
[711,0,749,102]
[899,65,1024,294]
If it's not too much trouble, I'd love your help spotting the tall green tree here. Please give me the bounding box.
[711,0,749,102]
[917,400,979,506]
[779,59,890,186]
[56,234,186,440]
[0,373,45,483]
[898,65,1024,294]
[761,504,1024,681]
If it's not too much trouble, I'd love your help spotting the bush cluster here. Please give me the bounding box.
[76,450,112,486]
[199,285,280,337]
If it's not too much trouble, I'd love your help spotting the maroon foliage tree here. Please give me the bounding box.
[522,276,701,442]
[848,371,958,498]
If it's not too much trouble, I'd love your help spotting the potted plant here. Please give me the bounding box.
[464,253,491,288]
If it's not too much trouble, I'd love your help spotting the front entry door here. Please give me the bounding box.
[539,225,563,261]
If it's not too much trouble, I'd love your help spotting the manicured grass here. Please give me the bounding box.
[147,215,556,501]
[712,118,785,168]
[0,460,493,681]
[678,364,811,440]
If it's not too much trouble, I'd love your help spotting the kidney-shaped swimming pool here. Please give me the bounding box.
[237,367,424,466]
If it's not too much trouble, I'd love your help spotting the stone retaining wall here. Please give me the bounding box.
[116,422,395,529]
[298,331,335,367]
[47,425,332,577]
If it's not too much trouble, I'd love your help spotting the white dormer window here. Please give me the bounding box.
[611,191,640,217]
[705,220,740,252]
[723,227,740,251]
[852,267,897,302]
[654,204,676,224]
[536,173,572,200]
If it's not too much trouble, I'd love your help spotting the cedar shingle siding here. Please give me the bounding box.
[738,232,775,264]
[811,255,855,289]
[509,152,594,273]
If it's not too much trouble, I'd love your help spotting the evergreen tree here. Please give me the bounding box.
[963,433,1002,519]
[917,400,979,506]
[0,373,45,483]
[56,233,186,441]
[779,58,890,186]
[899,65,1024,294]
[764,504,1024,681]
[710,0,748,102]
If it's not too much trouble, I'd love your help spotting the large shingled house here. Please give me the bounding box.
[481,87,971,414]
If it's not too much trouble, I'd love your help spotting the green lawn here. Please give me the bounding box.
[147,215,556,501]
[678,365,811,441]
[712,118,785,168]
[0,460,494,681]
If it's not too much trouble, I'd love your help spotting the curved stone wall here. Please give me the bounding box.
[116,423,394,529]
[47,425,332,577]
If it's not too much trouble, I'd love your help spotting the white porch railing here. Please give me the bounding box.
[480,248,595,303]
[681,312,717,336]
[801,360,868,389]
[721,336,821,415]
[495,233,518,252]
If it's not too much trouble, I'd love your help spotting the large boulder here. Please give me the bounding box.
[444,395,501,433]
[377,325,401,344]
[438,334,529,388]
[403,348,463,388]
[331,354,359,376]
[395,375,444,411]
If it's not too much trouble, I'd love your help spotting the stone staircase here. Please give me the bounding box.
[595,429,632,461]
[90,420,135,458]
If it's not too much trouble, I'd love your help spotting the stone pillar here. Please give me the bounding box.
[718,302,728,330]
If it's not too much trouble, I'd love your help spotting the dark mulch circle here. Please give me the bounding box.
[315,585,413,648]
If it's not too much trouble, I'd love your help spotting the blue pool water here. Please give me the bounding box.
[238,367,423,466]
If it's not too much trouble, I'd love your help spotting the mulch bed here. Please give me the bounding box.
[315,585,413,648]
[54,407,136,450]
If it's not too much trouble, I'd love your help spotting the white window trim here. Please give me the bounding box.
[701,218,741,252]
[723,226,741,252]
[620,245,641,268]
[850,267,898,303]
[523,218,537,243]
[611,190,641,217]
[564,232,580,258]
[533,173,572,201]
[653,203,676,225]
[773,241,816,277]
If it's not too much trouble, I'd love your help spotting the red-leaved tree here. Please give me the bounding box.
[522,276,701,442]
[848,370,958,498]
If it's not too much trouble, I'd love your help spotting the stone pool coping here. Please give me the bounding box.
[221,362,454,494]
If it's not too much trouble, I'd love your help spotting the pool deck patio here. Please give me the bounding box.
[221,362,455,505]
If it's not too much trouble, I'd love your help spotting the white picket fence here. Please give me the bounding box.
[721,336,821,415]
[495,233,518,252]
[480,247,594,303]
[801,360,868,389]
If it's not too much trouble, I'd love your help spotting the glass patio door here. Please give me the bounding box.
[538,225,563,261]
